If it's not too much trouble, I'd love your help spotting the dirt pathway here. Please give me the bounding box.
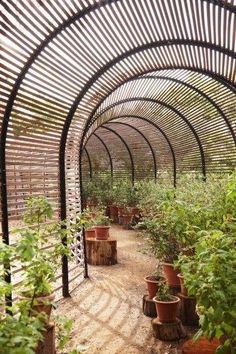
[59,225,182,354]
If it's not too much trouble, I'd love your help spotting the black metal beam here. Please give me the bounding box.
[1,0,236,298]
[107,121,157,182]
[86,115,177,187]
[88,98,206,179]
[101,126,135,184]
[93,133,114,179]
[83,147,93,179]
[88,75,236,149]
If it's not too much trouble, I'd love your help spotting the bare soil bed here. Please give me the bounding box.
[58,225,186,354]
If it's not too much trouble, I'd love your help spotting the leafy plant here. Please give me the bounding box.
[155,281,173,302]
[0,311,44,354]
[81,208,98,230]
[179,230,236,354]
[15,196,81,298]
[94,210,110,226]
[0,241,44,354]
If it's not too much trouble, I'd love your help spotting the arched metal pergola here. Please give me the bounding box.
[1,0,236,296]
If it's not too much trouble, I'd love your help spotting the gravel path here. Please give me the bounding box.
[58,225,184,354]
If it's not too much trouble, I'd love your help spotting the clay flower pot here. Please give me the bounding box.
[144,275,165,299]
[153,295,180,323]
[94,225,110,240]
[177,274,188,296]
[19,293,55,323]
[117,206,124,216]
[162,262,180,287]
[131,207,140,216]
[108,205,118,223]
[85,228,96,239]
[122,214,132,229]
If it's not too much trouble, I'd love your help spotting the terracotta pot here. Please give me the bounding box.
[20,293,55,323]
[85,229,96,239]
[177,274,188,296]
[131,207,139,216]
[122,214,132,229]
[153,295,180,323]
[162,262,180,287]
[144,275,165,299]
[118,216,123,225]
[117,206,124,216]
[109,205,118,223]
[94,225,110,240]
[181,337,221,354]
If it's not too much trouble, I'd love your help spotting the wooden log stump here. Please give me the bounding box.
[181,337,220,354]
[86,238,117,265]
[151,317,186,341]
[178,293,199,326]
[35,322,56,354]
[142,294,157,317]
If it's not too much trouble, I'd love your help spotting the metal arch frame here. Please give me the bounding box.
[87,132,114,178]
[1,1,236,297]
[83,147,93,179]
[106,121,157,182]
[106,115,177,186]
[100,126,135,184]
[88,74,236,148]
[88,97,206,178]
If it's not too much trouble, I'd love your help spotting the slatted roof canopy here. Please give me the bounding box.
[1,0,236,295]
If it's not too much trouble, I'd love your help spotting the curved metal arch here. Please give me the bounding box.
[83,147,92,179]
[89,97,206,178]
[100,126,135,184]
[105,115,177,186]
[1,1,236,296]
[106,121,157,182]
[88,74,236,148]
[2,40,232,247]
[87,132,114,178]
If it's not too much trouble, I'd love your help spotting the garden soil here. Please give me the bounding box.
[58,225,190,354]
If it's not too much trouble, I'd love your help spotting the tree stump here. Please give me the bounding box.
[142,294,157,317]
[86,238,117,265]
[35,322,56,354]
[181,337,220,354]
[151,317,186,341]
[178,293,199,326]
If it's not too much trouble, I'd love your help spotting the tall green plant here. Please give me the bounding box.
[15,196,80,297]
[178,230,236,354]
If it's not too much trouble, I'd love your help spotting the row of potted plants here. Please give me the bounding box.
[141,172,236,354]
[82,176,141,228]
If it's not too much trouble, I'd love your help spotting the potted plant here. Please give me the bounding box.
[122,206,133,229]
[153,281,180,323]
[179,230,236,354]
[81,208,97,238]
[143,210,181,287]
[15,196,79,322]
[0,240,44,354]
[93,210,111,240]
[144,262,165,299]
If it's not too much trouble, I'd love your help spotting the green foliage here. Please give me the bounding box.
[94,209,110,226]
[155,282,173,302]
[55,316,73,351]
[0,312,44,354]
[15,196,81,297]
[178,230,236,353]
[0,242,13,307]
[82,175,113,206]
[80,208,98,229]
